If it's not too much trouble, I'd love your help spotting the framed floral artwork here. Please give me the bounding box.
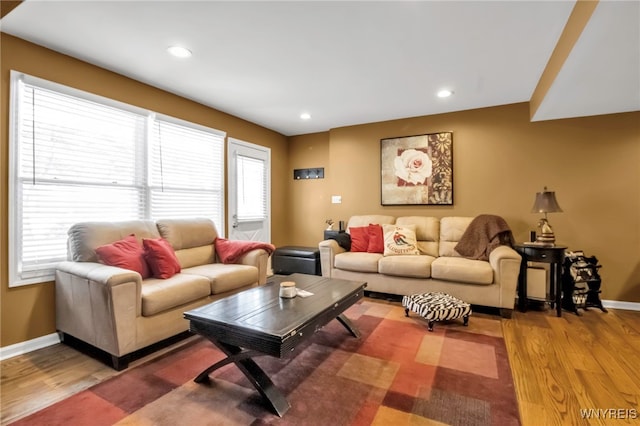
[380,132,453,205]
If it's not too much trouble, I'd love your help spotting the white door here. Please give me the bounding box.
[227,138,271,243]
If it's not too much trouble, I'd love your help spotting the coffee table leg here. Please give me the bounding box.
[194,349,261,384]
[195,339,290,417]
[236,357,291,417]
[336,314,360,338]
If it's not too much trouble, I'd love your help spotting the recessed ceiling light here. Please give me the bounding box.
[437,89,454,98]
[300,113,311,120]
[167,46,192,58]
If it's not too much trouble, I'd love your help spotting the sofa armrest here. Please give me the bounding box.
[56,261,142,287]
[489,246,522,309]
[236,248,270,285]
[55,261,142,356]
[489,245,521,268]
[319,239,346,277]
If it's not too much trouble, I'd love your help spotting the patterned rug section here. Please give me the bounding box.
[11,300,520,426]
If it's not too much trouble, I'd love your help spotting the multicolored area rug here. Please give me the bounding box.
[11,300,520,426]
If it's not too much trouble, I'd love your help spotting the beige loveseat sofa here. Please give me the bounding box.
[55,218,270,369]
[319,215,521,317]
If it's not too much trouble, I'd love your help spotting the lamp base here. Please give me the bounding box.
[536,233,555,244]
[536,218,556,246]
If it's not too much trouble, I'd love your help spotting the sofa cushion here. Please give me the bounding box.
[378,255,435,278]
[141,273,211,316]
[382,224,420,256]
[439,217,474,257]
[156,218,221,269]
[173,245,215,269]
[346,215,395,229]
[143,238,181,279]
[334,252,382,273]
[183,264,258,294]
[431,257,494,285]
[396,216,440,257]
[156,218,218,250]
[95,235,151,278]
[67,220,160,262]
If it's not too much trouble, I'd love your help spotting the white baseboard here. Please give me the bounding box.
[0,332,61,361]
[602,300,640,311]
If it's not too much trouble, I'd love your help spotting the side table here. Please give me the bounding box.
[514,244,567,317]
[324,229,345,240]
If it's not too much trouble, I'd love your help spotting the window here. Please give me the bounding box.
[9,71,225,286]
[235,153,267,222]
[149,120,224,225]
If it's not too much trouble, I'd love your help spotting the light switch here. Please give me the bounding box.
[331,195,342,204]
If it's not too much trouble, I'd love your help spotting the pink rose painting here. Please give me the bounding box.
[394,148,432,186]
[381,132,453,205]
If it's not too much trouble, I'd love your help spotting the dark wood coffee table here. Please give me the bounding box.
[183,273,367,417]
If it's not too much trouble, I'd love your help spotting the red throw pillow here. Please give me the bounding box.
[143,238,181,279]
[95,235,150,278]
[367,223,384,253]
[349,226,370,252]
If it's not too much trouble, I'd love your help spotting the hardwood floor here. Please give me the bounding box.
[504,306,640,425]
[1,303,639,425]
[0,334,201,425]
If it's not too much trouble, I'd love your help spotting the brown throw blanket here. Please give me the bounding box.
[454,214,515,261]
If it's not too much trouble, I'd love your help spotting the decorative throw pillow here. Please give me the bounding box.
[349,226,370,252]
[367,223,384,253]
[382,224,420,256]
[143,238,181,279]
[95,235,150,278]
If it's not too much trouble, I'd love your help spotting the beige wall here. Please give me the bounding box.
[2,32,639,349]
[288,132,331,239]
[287,103,640,303]
[0,34,289,347]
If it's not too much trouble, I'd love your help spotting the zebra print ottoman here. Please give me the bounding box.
[402,292,472,332]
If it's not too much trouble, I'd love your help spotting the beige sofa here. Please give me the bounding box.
[319,215,521,317]
[55,218,270,369]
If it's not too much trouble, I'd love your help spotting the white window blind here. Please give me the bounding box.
[150,119,224,227]
[235,154,267,222]
[9,72,225,286]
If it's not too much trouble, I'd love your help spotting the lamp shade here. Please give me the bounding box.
[531,188,563,214]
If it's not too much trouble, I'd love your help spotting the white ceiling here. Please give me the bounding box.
[1,1,638,136]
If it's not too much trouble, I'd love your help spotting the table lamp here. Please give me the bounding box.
[531,186,563,245]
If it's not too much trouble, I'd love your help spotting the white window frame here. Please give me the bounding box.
[9,71,225,287]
